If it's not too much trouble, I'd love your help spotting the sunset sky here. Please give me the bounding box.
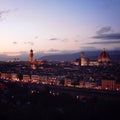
[0,0,120,58]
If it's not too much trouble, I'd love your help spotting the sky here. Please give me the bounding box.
[0,0,120,60]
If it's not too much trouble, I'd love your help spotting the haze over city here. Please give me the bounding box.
[0,0,120,60]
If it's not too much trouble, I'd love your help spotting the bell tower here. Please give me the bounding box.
[30,49,34,64]
[80,52,87,66]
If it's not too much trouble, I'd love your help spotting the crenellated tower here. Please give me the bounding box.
[30,49,34,64]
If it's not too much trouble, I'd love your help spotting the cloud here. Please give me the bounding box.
[88,40,120,44]
[0,51,29,61]
[49,38,69,42]
[0,9,10,20]
[93,33,120,40]
[24,41,34,46]
[13,41,18,44]
[62,39,69,42]
[3,52,22,56]
[80,46,97,51]
[0,9,10,15]
[90,27,120,45]
[34,36,39,39]
[48,49,60,52]
[43,49,78,54]
[96,26,112,34]
[0,8,18,21]
[44,49,62,54]
[74,40,79,42]
[49,38,59,41]
[28,42,34,45]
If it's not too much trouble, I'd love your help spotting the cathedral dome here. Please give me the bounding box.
[98,49,110,62]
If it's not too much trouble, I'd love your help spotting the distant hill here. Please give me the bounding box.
[0,50,119,62]
[40,50,120,61]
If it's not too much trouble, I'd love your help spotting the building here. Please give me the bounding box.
[22,74,30,82]
[0,73,11,79]
[64,78,73,87]
[72,49,111,66]
[102,79,120,90]
[30,49,34,64]
[101,79,116,90]
[29,49,45,68]
[31,75,40,83]
[98,49,110,63]
[11,73,19,81]
[80,52,88,66]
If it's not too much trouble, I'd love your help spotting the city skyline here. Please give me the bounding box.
[0,0,120,59]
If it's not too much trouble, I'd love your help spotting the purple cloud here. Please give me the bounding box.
[96,26,112,34]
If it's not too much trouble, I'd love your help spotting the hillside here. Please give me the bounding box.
[40,50,120,61]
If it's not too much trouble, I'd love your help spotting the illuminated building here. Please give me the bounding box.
[80,52,88,66]
[101,79,115,90]
[29,49,36,69]
[22,74,31,82]
[29,49,44,67]
[101,79,120,90]
[30,49,34,64]
[98,48,110,63]
[64,78,73,87]
[31,75,40,83]
[0,73,11,79]
[72,49,111,66]
[11,73,19,81]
